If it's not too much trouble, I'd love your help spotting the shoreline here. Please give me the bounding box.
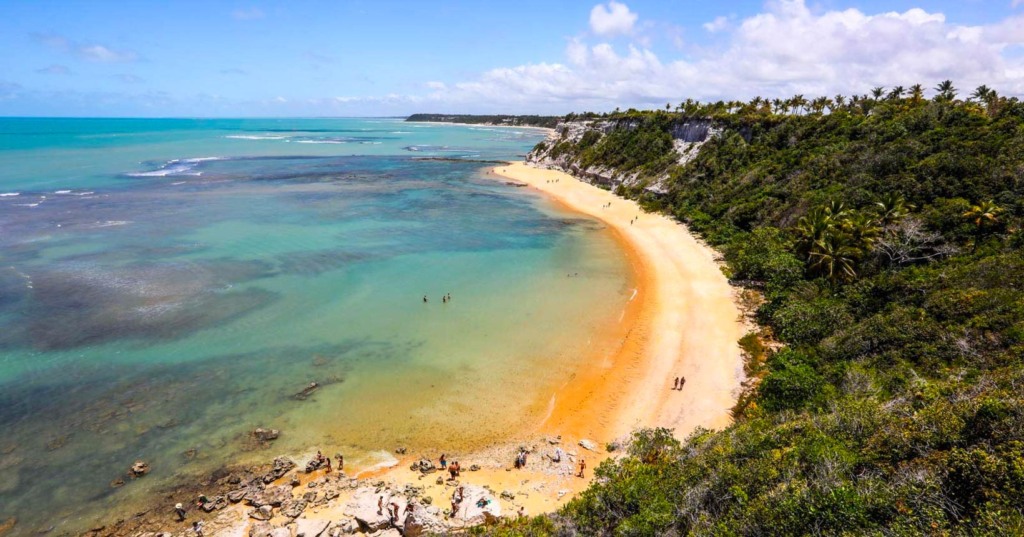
[493,162,745,440]
[69,160,747,537]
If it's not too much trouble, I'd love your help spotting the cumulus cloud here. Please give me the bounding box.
[703,16,730,33]
[36,64,71,75]
[32,32,139,62]
[395,0,1024,113]
[590,1,638,36]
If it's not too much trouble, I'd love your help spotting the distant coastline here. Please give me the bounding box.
[405,113,560,129]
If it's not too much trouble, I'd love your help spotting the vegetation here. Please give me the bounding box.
[491,84,1024,535]
[405,113,560,128]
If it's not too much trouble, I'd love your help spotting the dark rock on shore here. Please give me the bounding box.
[252,428,280,442]
[130,461,150,477]
[263,456,296,483]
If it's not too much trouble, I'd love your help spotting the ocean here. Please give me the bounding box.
[0,118,632,534]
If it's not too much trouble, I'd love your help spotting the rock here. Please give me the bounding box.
[334,519,358,534]
[109,477,125,488]
[500,490,515,501]
[0,518,15,536]
[264,456,296,483]
[578,439,598,452]
[453,485,501,524]
[252,428,280,442]
[468,464,481,472]
[548,436,561,445]
[201,495,228,512]
[250,485,292,507]
[248,522,273,537]
[302,491,317,502]
[421,495,432,505]
[280,498,307,518]
[410,459,435,473]
[130,460,150,477]
[346,487,402,533]
[395,447,407,455]
[435,477,444,485]
[293,519,330,537]
[228,488,247,502]
[248,505,273,521]
[292,382,319,401]
[323,487,339,501]
[290,477,301,487]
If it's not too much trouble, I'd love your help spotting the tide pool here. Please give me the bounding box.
[0,119,632,534]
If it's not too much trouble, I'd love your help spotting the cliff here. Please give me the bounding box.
[527,116,722,194]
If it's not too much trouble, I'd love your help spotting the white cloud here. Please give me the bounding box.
[425,81,447,90]
[32,33,138,63]
[390,0,1024,113]
[703,16,729,33]
[589,1,638,36]
[232,8,265,20]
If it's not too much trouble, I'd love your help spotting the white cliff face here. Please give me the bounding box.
[527,117,722,194]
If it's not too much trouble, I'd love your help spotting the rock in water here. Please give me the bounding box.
[263,456,296,483]
[130,460,150,477]
[578,439,598,452]
[252,428,280,442]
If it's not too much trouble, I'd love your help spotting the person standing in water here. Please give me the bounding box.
[423,295,428,303]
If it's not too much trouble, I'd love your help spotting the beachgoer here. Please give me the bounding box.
[578,458,587,478]
[452,461,461,477]
[325,456,332,473]
[174,502,186,521]
[389,502,399,524]
[680,376,686,389]
[196,493,208,508]
[517,505,527,518]
[192,521,204,537]
[442,295,447,303]
[448,464,457,480]
[378,495,384,515]
[336,453,344,470]
[423,295,428,303]
[439,454,447,469]
[451,486,464,516]
[673,377,679,390]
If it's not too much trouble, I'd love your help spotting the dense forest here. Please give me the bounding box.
[405,113,560,128]
[483,83,1024,535]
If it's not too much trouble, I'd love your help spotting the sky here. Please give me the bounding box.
[1,0,1024,117]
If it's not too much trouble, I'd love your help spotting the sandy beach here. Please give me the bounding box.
[85,160,748,537]
[493,162,745,441]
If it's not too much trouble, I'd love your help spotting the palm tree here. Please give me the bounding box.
[875,193,913,230]
[963,200,1003,250]
[887,86,905,101]
[909,84,925,104]
[871,86,885,99]
[935,80,957,101]
[808,233,861,283]
[971,85,992,102]
[834,94,847,108]
[841,211,883,252]
[791,94,807,115]
[794,206,834,261]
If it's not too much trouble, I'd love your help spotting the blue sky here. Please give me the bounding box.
[1,0,1023,116]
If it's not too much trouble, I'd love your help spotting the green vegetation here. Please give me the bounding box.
[490,84,1024,535]
[405,113,560,128]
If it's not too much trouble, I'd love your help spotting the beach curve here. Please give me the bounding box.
[494,161,745,442]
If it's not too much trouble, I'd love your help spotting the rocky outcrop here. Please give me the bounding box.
[452,485,500,525]
[292,519,330,537]
[252,428,280,442]
[528,117,724,194]
[263,456,296,483]
[346,487,398,533]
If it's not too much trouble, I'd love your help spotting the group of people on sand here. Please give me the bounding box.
[545,178,560,184]
[514,448,529,469]
[423,292,452,304]
[378,495,415,526]
[672,376,686,390]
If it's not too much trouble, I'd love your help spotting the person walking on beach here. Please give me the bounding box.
[679,376,686,390]
[192,521,204,537]
[325,455,332,473]
[439,454,447,470]
[336,453,344,471]
[174,502,187,521]
[673,377,679,390]
[578,458,587,478]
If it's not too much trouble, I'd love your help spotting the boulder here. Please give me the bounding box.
[410,459,435,474]
[280,498,307,518]
[227,488,248,503]
[253,428,280,442]
[401,503,446,537]
[248,522,273,537]
[453,485,501,525]
[578,439,598,452]
[292,519,330,537]
[248,505,273,521]
[263,456,296,483]
[200,495,228,512]
[130,460,150,477]
[500,490,515,501]
[468,464,481,472]
[346,487,404,533]
[250,485,292,507]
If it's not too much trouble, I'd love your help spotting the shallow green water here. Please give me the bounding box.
[0,119,631,534]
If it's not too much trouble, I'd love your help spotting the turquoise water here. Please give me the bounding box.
[0,119,631,534]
